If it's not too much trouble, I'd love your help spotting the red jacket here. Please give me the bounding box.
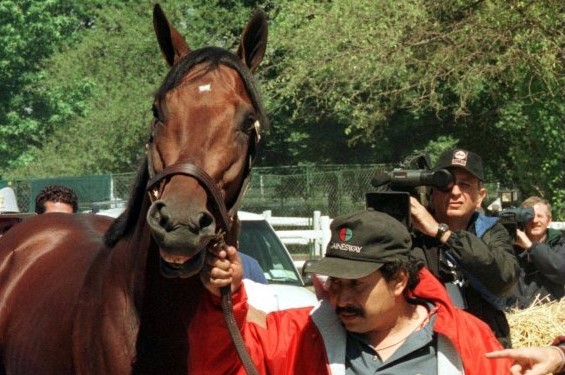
[188,268,511,374]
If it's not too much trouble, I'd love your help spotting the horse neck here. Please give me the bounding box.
[109,197,154,308]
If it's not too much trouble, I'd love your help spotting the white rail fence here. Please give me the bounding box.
[260,209,565,260]
[550,222,565,230]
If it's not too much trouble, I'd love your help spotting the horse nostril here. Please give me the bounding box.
[152,202,175,230]
[198,212,214,231]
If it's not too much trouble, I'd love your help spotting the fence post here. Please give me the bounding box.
[262,210,272,222]
[319,215,331,257]
[312,210,321,257]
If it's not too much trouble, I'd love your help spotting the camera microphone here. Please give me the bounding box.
[371,168,454,191]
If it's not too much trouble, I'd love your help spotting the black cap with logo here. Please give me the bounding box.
[305,209,412,279]
[434,148,484,181]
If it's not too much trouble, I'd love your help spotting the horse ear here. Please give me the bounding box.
[153,4,191,67]
[237,10,268,72]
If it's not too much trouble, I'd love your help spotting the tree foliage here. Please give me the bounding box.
[11,3,164,175]
[0,0,563,216]
[0,0,98,167]
[262,0,564,214]
[1,0,264,175]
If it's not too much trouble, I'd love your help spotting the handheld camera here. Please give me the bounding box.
[366,154,454,229]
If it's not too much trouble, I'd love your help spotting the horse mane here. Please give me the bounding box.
[104,47,267,248]
[104,157,150,247]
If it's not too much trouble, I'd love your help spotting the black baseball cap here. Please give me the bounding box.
[305,209,412,279]
[434,148,484,181]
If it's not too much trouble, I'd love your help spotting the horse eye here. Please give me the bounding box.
[242,115,256,133]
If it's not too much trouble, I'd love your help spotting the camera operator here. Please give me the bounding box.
[506,196,565,309]
[409,148,519,348]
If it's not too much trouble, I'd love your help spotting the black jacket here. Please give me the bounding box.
[412,212,520,348]
[507,228,565,309]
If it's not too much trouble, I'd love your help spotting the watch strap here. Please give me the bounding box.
[435,223,449,240]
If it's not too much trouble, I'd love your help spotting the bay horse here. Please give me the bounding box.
[0,4,267,374]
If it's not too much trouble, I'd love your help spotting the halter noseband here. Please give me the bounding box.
[145,120,261,235]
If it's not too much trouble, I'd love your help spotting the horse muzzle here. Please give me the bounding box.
[147,200,217,278]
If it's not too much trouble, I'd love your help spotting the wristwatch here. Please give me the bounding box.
[435,223,449,240]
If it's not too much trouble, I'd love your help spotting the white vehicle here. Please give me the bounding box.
[96,208,318,312]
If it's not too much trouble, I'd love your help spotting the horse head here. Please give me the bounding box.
[144,5,268,278]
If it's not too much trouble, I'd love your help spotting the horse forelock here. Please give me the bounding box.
[156,46,268,131]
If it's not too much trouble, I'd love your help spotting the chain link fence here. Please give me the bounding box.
[3,164,507,218]
[242,164,391,218]
[1,174,133,213]
[2,165,391,215]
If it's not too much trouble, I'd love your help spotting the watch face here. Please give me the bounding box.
[436,223,449,239]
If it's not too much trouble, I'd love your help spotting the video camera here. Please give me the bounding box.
[370,168,454,193]
[494,207,534,240]
[366,153,454,228]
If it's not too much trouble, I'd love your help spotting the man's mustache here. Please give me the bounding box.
[335,305,364,317]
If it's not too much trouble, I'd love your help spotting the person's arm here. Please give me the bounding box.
[194,245,319,375]
[410,196,519,296]
[240,252,268,284]
[528,235,565,285]
[515,229,532,249]
[410,197,452,242]
[486,339,565,375]
[444,222,519,296]
[192,245,262,374]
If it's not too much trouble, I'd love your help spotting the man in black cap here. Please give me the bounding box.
[190,209,510,374]
[409,148,519,348]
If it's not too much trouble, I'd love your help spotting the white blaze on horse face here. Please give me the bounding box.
[198,83,212,93]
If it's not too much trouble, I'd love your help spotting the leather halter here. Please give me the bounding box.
[145,120,261,235]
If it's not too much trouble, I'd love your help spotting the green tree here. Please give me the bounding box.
[2,0,563,217]
[262,0,564,214]
[3,0,266,176]
[0,1,110,169]
[10,3,164,176]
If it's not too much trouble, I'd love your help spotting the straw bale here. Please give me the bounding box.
[506,297,565,348]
